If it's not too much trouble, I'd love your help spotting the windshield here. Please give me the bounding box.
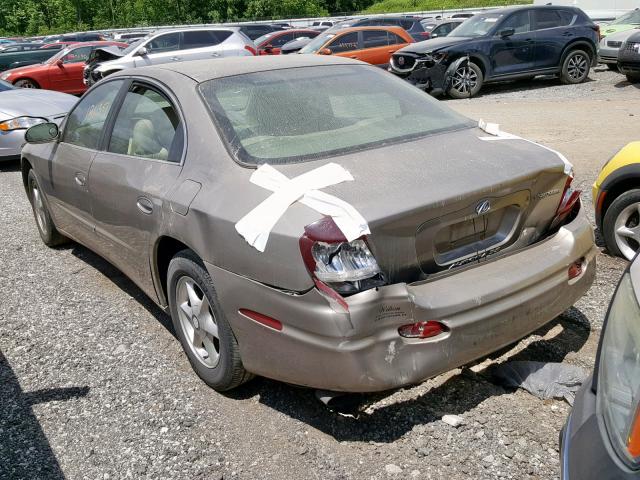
[449,13,502,37]
[0,79,15,91]
[421,21,437,31]
[198,65,472,165]
[254,32,275,46]
[612,9,640,25]
[46,47,73,64]
[299,32,334,53]
[122,37,146,55]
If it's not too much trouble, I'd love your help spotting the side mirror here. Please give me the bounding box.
[136,46,148,56]
[318,47,332,55]
[55,58,64,67]
[500,28,515,38]
[25,122,59,144]
[431,33,440,38]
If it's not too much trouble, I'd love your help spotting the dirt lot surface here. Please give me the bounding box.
[1,67,640,480]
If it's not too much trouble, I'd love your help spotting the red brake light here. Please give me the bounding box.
[398,321,448,339]
[244,45,257,56]
[551,175,581,229]
[419,32,431,38]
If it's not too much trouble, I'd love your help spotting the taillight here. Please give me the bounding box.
[593,24,602,41]
[299,216,385,296]
[419,32,431,39]
[550,175,582,230]
[398,321,448,339]
[244,45,257,56]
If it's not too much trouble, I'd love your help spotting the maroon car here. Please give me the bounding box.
[255,29,320,55]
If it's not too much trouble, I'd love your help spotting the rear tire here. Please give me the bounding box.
[27,170,67,247]
[560,50,591,84]
[606,63,618,71]
[602,189,640,260]
[167,249,251,391]
[627,74,640,83]
[14,78,39,89]
[447,61,483,99]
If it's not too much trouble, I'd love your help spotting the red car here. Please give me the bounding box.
[0,41,127,94]
[255,29,320,55]
[39,41,79,50]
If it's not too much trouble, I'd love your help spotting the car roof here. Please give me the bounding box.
[124,55,365,83]
[335,25,409,34]
[482,5,580,15]
[152,26,242,35]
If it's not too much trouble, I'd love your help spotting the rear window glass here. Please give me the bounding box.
[198,65,472,165]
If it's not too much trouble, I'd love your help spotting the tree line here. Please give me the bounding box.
[0,0,378,36]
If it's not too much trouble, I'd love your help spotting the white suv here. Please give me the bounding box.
[86,27,256,85]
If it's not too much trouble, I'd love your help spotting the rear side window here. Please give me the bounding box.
[182,30,229,49]
[108,84,182,162]
[534,9,574,29]
[389,32,408,44]
[271,33,295,47]
[327,32,359,53]
[63,80,123,150]
[399,20,415,30]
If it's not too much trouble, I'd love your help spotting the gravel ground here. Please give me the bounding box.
[1,67,639,480]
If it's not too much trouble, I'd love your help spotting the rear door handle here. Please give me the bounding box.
[136,196,153,215]
[74,172,86,186]
[211,52,220,57]
[171,56,181,61]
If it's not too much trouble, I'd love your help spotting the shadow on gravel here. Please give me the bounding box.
[69,244,173,334]
[615,79,640,90]
[0,350,89,479]
[0,159,20,172]
[229,308,590,443]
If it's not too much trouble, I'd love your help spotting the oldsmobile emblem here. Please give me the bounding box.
[476,199,491,215]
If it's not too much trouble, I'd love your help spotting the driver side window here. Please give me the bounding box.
[62,46,92,64]
[147,33,180,53]
[327,32,359,53]
[62,80,124,150]
[499,10,531,34]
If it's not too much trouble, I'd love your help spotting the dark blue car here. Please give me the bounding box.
[389,5,600,98]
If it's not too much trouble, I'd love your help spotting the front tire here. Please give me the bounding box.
[27,170,67,247]
[167,250,251,391]
[602,189,640,260]
[447,61,483,99]
[14,78,39,89]
[560,50,591,84]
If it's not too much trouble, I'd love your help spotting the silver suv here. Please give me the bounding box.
[86,27,255,85]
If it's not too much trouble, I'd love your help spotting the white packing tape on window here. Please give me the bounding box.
[478,119,573,176]
[235,163,371,252]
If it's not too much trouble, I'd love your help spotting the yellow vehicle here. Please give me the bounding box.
[594,142,640,260]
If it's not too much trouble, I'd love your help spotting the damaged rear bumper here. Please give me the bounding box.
[208,209,596,392]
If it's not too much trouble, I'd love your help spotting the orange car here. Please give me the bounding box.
[299,26,413,67]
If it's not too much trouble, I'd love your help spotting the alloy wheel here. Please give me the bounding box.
[614,202,640,260]
[175,276,220,368]
[567,54,588,82]
[31,181,47,233]
[15,80,36,89]
[451,65,478,96]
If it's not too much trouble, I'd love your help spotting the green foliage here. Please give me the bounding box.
[0,0,529,36]
[365,0,531,14]
[246,0,329,19]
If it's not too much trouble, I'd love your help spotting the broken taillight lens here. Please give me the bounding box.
[299,217,385,296]
[550,175,582,230]
[398,321,448,339]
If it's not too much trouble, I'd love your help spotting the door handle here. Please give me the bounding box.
[211,52,220,57]
[349,55,358,59]
[171,56,181,61]
[74,172,86,186]
[136,196,153,215]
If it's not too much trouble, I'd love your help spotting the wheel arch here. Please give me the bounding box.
[12,77,41,88]
[153,235,202,307]
[20,156,33,193]
[560,39,597,66]
[597,165,640,229]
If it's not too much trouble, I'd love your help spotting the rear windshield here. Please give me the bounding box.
[198,65,472,165]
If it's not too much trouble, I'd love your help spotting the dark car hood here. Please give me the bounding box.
[398,36,473,53]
